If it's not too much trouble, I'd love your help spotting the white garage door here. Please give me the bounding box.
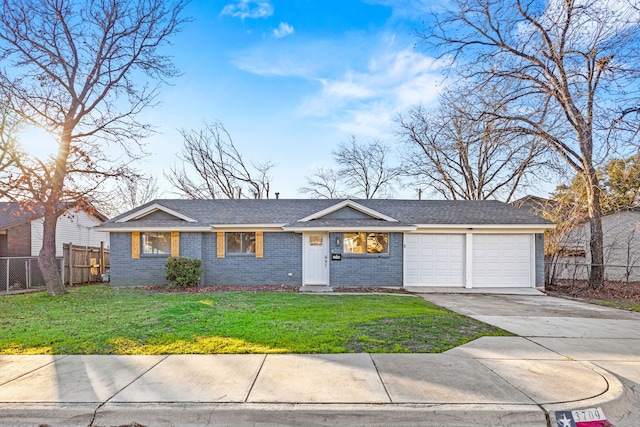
[404,234,465,286]
[473,234,532,287]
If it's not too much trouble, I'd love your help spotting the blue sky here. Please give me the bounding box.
[19,0,445,199]
[134,0,446,198]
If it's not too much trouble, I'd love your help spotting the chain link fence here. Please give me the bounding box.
[546,261,640,285]
[0,257,63,294]
[1,244,109,295]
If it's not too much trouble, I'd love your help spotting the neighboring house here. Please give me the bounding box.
[0,202,110,258]
[551,208,640,282]
[97,199,553,289]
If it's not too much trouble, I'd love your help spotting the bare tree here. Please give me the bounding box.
[536,196,588,285]
[335,137,401,199]
[622,225,640,284]
[298,167,345,199]
[0,0,187,295]
[399,88,551,202]
[300,137,401,199]
[424,0,640,288]
[96,173,161,217]
[167,121,274,199]
[0,106,20,176]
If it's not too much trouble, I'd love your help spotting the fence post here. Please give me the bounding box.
[5,258,8,293]
[25,259,30,288]
[68,242,73,287]
[100,241,105,275]
[60,256,64,287]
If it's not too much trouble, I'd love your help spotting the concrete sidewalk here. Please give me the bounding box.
[0,294,638,426]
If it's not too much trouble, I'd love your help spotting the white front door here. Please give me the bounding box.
[303,233,329,285]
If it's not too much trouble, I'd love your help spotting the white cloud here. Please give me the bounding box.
[273,22,294,38]
[221,0,274,19]
[299,43,445,136]
[232,33,445,137]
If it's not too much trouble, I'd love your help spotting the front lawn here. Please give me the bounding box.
[0,284,508,354]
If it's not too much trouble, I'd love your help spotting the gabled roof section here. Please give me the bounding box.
[298,199,398,222]
[115,203,198,223]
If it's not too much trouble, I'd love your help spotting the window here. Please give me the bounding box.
[226,232,256,254]
[142,232,171,254]
[309,235,323,246]
[343,232,389,254]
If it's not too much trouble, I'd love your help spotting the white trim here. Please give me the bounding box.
[465,233,473,289]
[210,224,287,229]
[413,223,555,230]
[98,226,212,232]
[116,203,198,223]
[298,200,398,222]
[283,226,416,232]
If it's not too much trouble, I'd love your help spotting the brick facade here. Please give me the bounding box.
[535,233,544,287]
[329,232,403,287]
[109,230,543,288]
[5,222,32,257]
[109,231,303,287]
[202,232,302,286]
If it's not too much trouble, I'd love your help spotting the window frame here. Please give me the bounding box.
[225,231,257,255]
[141,231,172,255]
[342,232,390,255]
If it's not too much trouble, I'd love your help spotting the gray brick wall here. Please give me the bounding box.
[109,232,169,286]
[202,232,302,286]
[328,232,403,287]
[535,233,544,287]
[109,232,204,287]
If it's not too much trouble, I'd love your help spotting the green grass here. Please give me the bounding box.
[601,300,640,312]
[0,284,509,354]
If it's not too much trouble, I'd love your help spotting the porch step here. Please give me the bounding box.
[299,285,334,293]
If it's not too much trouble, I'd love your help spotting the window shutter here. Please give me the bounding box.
[256,232,264,258]
[131,232,140,259]
[217,232,225,258]
[171,232,179,257]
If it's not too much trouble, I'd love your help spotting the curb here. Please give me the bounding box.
[92,402,548,427]
[543,362,635,427]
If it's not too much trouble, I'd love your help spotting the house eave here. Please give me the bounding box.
[282,226,417,232]
[210,224,288,229]
[298,200,399,222]
[115,203,198,223]
[413,223,556,230]
[97,226,213,232]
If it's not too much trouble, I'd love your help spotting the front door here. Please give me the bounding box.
[303,233,329,285]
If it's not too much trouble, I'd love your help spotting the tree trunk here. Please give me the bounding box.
[38,126,73,296]
[38,205,67,295]
[585,166,605,289]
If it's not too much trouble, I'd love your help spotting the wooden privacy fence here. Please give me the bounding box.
[63,242,109,286]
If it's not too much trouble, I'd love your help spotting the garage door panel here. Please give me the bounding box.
[473,235,531,287]
[404,234,465,287]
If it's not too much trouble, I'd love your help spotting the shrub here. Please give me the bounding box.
[165,257,202,287]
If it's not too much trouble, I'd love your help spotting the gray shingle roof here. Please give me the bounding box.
[0,202,44,229]
[0,201,108,230]
[98,199,553,231]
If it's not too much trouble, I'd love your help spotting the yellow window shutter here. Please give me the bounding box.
[256,232,264,258]
[171,232,179,257]
[217,232,225,258]
[131,232,140,259]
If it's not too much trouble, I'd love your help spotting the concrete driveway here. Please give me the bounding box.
[420,292,640,426]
